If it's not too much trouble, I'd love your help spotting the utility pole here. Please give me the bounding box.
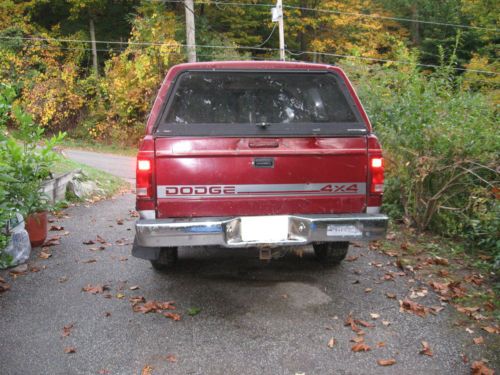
[277,0,285,61]
[185,0,197,63]
[89,17,98,75]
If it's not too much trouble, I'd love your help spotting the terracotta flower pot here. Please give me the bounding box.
[25,211,48,247]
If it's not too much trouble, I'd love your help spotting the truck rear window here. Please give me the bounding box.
[156,71,366,137]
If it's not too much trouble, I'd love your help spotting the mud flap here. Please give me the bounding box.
[132,237,162,260]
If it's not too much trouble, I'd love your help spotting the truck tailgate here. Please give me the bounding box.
[154,137,367,218]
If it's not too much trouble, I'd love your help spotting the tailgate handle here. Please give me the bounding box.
[253,157,274,168]
[248,141,279,148]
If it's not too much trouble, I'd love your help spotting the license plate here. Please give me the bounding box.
[327,224,362,237]
[240,216,289,242]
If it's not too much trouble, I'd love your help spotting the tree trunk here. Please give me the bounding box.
[89,17,99,75]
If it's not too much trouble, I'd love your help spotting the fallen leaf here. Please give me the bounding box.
[346,255,359,262]
[386,293,397,299]
[377,358,396,366]
[38,251,52,259]
[466,328,475,334]
[352,342,371,352]
[9,264,28,277]
[130,296,146,305]
[376,341,385,348]
[382,320,391,326]
[58,276,68,283]
[471,361,494,375]
[129,210,140,218]
[482,326,500,334]
[49,225,64,231]
[370,313,380,320]
[427,256,449,266]
[96,235,107,244]
[327,337,336,348]
[473,337,484,345]
[83,240,95,245]
[119,257,128,261]
[163,312,181,321]
[29,266,41,272]
[461,353,469,364]
[64,347,76,354]
[62,323,74,337]
[357,320,375,328]
[98,370,110,375]
[350,336,365,343]
[129,285,140,290]
[89,246,106,251]
[386,232,396,240]
[419,341,433,357]
[399,299,430,317]
[166,354,177,363]
[141,365,153,375]
[116,293,125,299]
[365,288,372,293]
[104,312,112,317]
[43,236,61,246]
[82,284,109,294]
[187,307,201,316]
[116,219,124,225]
[344,313,361,333]
[82,259,97,264]
[0,280,11,293]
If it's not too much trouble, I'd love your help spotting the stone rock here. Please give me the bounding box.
[67,179,102,199]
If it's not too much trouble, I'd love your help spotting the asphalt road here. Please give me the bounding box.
[0,151,498,374]
[63,149,136,184]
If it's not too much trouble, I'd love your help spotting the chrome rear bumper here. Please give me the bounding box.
[134,214,388,249]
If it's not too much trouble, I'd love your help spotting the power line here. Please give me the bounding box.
[154,0,499,32]
[1,35,497,75]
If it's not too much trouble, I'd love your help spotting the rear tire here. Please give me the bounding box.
[313,242,349,266]
[150,247,178,271]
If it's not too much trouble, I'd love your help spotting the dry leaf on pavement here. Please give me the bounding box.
[473,337,484,345]
[419,341,433,357]
[399,299,430,317]
[377,358,396,366]
[62,323,74,337]
[82,284,109,294]
[141,365,153,375]
[163,312,181,321]
[166,354,177,363]
[327,338,336,348]
[482,326,500,334]
[352,342,371,352]
[471,361,494,375]
[64,347,76,354]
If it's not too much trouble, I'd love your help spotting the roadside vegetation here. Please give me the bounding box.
[0,2,497,285]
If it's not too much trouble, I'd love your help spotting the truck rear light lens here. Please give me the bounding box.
[136,158,153,199]
[371,158,383,168]
[370,157,384,194]
[138,160,151,171]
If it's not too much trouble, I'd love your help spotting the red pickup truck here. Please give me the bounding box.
[132,61,387,270]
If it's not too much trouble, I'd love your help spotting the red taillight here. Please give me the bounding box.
[137,160,151,171]
[136,158,153,198]
[370,157,384,193]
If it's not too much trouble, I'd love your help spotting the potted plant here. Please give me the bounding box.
[22,181,51,247]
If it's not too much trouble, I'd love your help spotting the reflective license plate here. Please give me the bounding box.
[327,225,362,237]
[240,216,289,242]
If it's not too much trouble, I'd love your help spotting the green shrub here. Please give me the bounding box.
[344,51,499,256]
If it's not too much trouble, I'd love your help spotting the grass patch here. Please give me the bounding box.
[55,137,137,156]
[52,155,129,199]
[377,224,499,324]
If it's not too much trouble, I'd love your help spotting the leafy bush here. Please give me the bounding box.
[344,51,499,256]
[0,84,64,263]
